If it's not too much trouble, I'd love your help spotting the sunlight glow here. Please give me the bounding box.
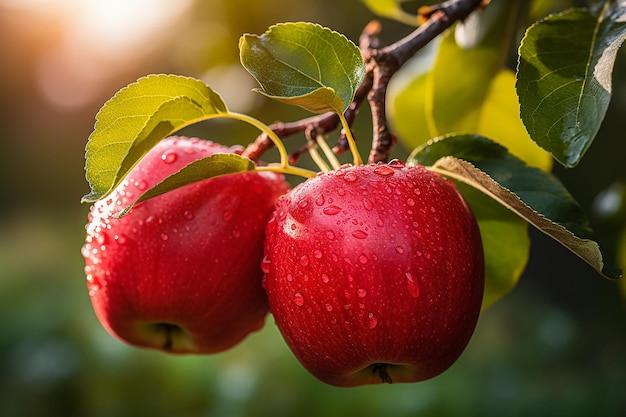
[1,0,194,109]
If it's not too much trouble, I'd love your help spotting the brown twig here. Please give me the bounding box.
[242,0,485,165]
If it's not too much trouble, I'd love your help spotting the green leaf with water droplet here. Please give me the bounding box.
[409,134,622,280]
[239,22,365,114]
[117,153,256,217]
[82,74,229,203]
[517,2,626,167]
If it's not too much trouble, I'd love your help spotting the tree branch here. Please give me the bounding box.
[242,0,486,165]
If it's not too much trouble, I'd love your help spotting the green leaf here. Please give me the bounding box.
[239,22,365,114]
[360,0,419,26]
[117,153,256,216]
[517,2,626,167]
[455,182,530,309]
[409,134,622,279]
[83,74,229,203]
[389,0,552,171]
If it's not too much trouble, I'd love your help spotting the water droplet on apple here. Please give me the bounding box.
[313,250,323,259]
[362,197,374,211]
[357,288,367,298]
[294,293,304,306]
[395,246,404,254]
[315,194,325,206]
[323,205,342,215]
[352,230,368,239]
[344,171,358,182]
[232,230,241,238]
[325,231,335,240]
[407,198,416,207]
[160,233,169,241]
[115,234,128,245]
[223,211,233,222]
[299,255,310,267]
[388,159,405,168]
[325,304,333,312]
[298,199,309,208]
[135,179,148,191]
[367,313,378,329]
[161,150,178,164]
[261,255,271,274]
[373,165,394,176]
[183,210,194,220]
[358,254,368,264]
[405,272,420,298]
[287,273,293,282]
[321,274,329,283]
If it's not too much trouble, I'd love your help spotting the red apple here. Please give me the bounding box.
[82,136,289,354]
[262,162,484,386]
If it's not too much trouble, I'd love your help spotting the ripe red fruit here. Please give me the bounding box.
[262,162,484,386]
[82,136,289,354]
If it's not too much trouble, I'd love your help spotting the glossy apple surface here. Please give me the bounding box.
[82,136,289,354]
[263,162,484,386]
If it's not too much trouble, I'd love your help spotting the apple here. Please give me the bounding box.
[82,136,289,354]
[262,162,484,386]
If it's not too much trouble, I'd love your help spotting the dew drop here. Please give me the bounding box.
[388,159,405,168]
[405,272,420,298]
[115,234,128,245]
[323,205,342,215]
[294,293,304,306]
[135,180,148,191]
[357,288,367,298]
[321,274,329,283]
[325,231,336,240]
[299,255,310,267]
[344,171,358,182]
[373,165,394,176]
[160,233,169,241]
[315,194,325,206]
[352,230,368,239]
[223,211,233,222]
[325,304,333,312]
[313,249,323,259]
[161,150,178,164]
[287,273,294,282]
[406,198,416,207]
[298,199,309,209]
[261,255,271,274]
[395,246,404,254]
[367,313,378,329]
[362,197,374,211]
[358,254,368,264]
[184,210,195,220]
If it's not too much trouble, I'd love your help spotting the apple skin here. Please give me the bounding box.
[262,162,484,386]
[82,136,289,354]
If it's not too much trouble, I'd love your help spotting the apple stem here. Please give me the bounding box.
[372,363,393,384]
[316,133,342,170]
[338,112,363,166]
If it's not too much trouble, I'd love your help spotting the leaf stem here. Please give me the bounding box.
[228,112,291,168]
[256,164,317,178]
[226,112,318,178]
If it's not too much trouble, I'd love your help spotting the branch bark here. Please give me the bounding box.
[242,0,486,165]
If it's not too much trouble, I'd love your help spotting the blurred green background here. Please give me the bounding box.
[1,1,625,416]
